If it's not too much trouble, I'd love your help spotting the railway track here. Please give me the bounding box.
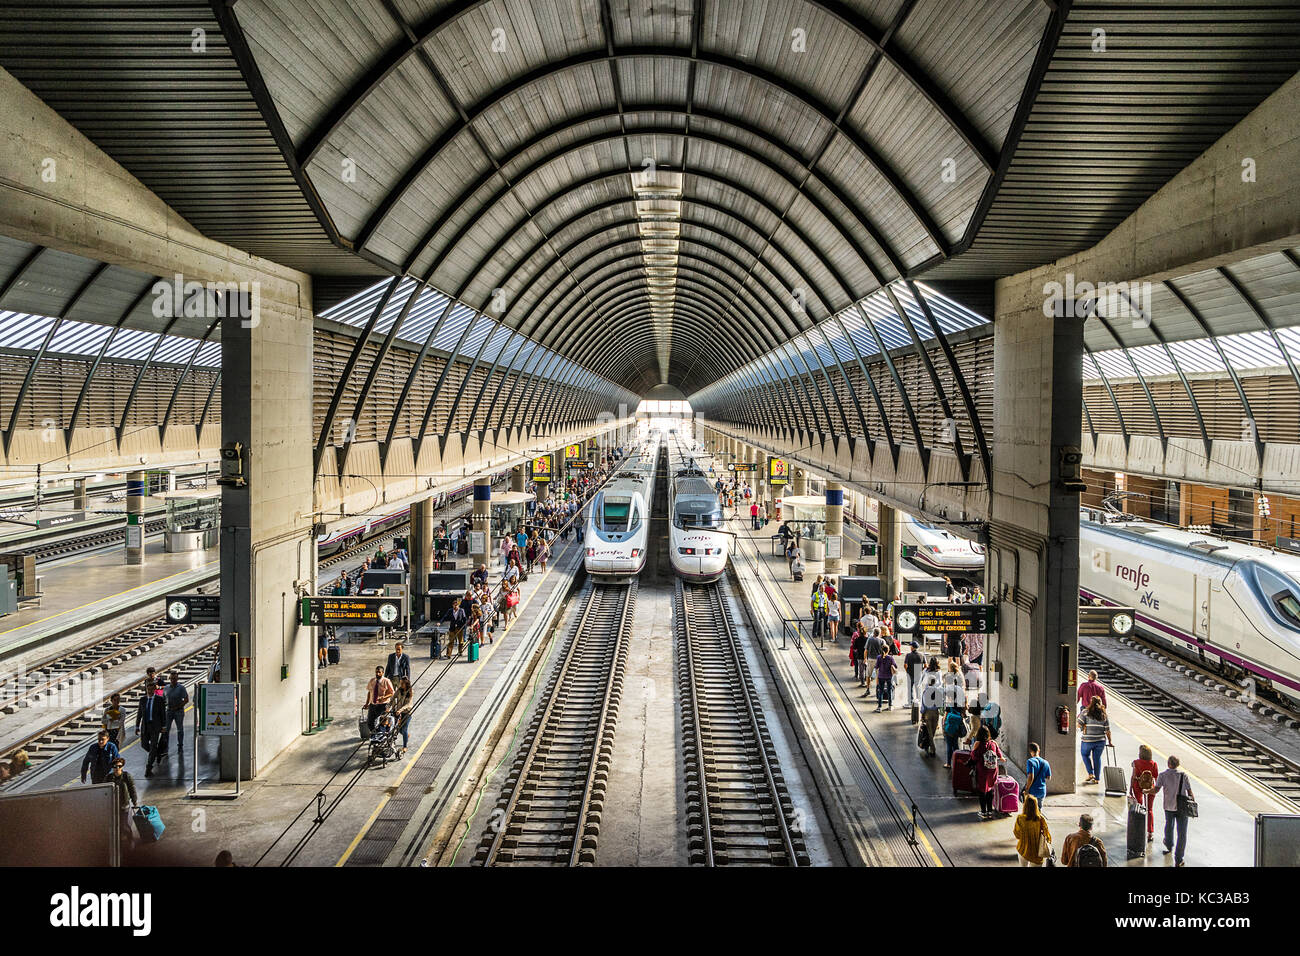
[676,579,808,866]
[474,582,635,866]
[1077,644,1300,806]
[24,518,168,563]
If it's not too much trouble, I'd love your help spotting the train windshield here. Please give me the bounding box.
[597,497,639,533]
[1245,561,1300,633]
[674,507,723,530]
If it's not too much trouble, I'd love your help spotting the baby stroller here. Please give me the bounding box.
[367,711,399,768]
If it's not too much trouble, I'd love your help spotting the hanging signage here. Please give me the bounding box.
[768,457,789,486]
[198,683,237,737]
[564,443,582,460]
[299,596,405,628]
[727,462,758,472]
[165,593,221,625]
[892,603,998,636]
[587,438,599,453]
[531,455,553,482]
[36,511,85,530]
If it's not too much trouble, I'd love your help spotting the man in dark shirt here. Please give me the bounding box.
[164,672,189,755]
[902,642,925,706]
[81,730,119,785]
[385,642,411,683]
[135,681,168,777]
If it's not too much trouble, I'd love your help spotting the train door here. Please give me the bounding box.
[1193,575,1213,658]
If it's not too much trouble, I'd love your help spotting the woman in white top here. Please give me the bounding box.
[827,596,841,642]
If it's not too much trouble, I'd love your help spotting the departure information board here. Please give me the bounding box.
[165,593,221,625]
[892,603,997,636]
[299,596,404,628]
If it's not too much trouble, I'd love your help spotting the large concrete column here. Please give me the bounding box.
[73,478,87,512]
[471,478,491,570]
[220,293,316,782]
[411,496,434,621]
[510,465,524,493]
[825,481,844,575]
[877,501,903,604]
[988,280,1085,794]
[125,470,146,565]
[791,468,807,497]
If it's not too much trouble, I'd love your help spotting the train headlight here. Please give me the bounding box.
[631,548,640,558]
[587,548,595,556]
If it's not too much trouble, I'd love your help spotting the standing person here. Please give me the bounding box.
[902,642,925,707]
[135,681,167,778]
[862,628,887,697]
[1130,744,1160,844]
[1078,696,1113,785]
[941,704,967,769]
[106,758,138,846]
[364,666,394,731]
[1062,814,1108,867]
[102,692,127,746]
[1013,796,1052,866]
[851,625,869,686]
[444,597,468,659]
[827,591,841,643]
[385,642,411,683]
[918,659,942,757]
[499,535,511,569]
[1024,742,1052,807]
[810,584,828,641]
[970,726,1006,819]
[391,676,413,755]
[80,730,118,785]
[538,536,550,573]
[943,629,966,667]
[471,564,488,589]
[1076,670,1108,712]
[164,672,189,756]
[874,646,897,712]
[1151,755,1195,867]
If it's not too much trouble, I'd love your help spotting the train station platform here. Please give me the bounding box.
[16,523,589,867]
[722,502,1294,867]
[0,536,218,664]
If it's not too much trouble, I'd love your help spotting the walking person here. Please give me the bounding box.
[384,641,411,683]
[1013,796,1052,866]
[80,730,119,785]
[851,625,869,686]
[970,725,1006,819]
[1062,814,1108,867]
[102,692,127,746]
[106,758,138,848]
[1130,743,1160,844]
[164,672,188,756]
[1024,742,1052,808]
[391,676,413,755]
[1078,696,1113,785]
[903,643,924,707]
[1076,669,1107,712]
[135,680,167,778]
[941,704,967,769]
[1150,755,1195,866]
[827,591,841,643]
[861,628,886,697]
[444,597,468,659]
[874,646,896,711]
[364,666,394,731]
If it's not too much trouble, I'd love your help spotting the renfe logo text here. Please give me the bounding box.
[50,886,151,936]
[1115,563,1150,591]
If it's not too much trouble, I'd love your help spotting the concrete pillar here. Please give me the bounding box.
[125,470,146,565]
[219,297,316,782]
[825,481,844,575]
[988,287,1084,794]
[471,477,491,571]
[73,478,87,512]
[791,468,807,497]
[1179,483,1192,527]
[510,465,525,493]
[877,501,902,605]
[411,496,434,622]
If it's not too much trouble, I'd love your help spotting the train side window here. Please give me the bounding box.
[1272,591,1300,628]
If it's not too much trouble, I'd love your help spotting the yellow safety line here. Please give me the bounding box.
[335,533,568,866]
[718,465,943,865]
[0,560,218,637]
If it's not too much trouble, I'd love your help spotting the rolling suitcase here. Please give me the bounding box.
[467,641,480,663]
[1126,798,1148,859]
[327,643,340,665]
[1103,745,1127,796]
[951,750,977,796]
[996,775,1021,815]
[358,713,372,740]
[910,702,920,725]
[133,806,165,843]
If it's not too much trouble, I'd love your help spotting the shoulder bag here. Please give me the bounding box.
[1176,772,1198,818]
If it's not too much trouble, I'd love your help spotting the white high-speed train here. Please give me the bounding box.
[1080,514,1300,704]
[584,432,660,579]
[858,496,986,574]
[667,434,729,583]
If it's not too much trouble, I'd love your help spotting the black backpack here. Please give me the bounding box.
[1072,838,1105,868]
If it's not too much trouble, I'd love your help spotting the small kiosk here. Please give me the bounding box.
[491,490,535,537]
[781,494,827,560]
[160,488,220,552]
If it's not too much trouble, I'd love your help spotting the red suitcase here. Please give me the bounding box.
[951,750,977,796]
[996,775,1020,815]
